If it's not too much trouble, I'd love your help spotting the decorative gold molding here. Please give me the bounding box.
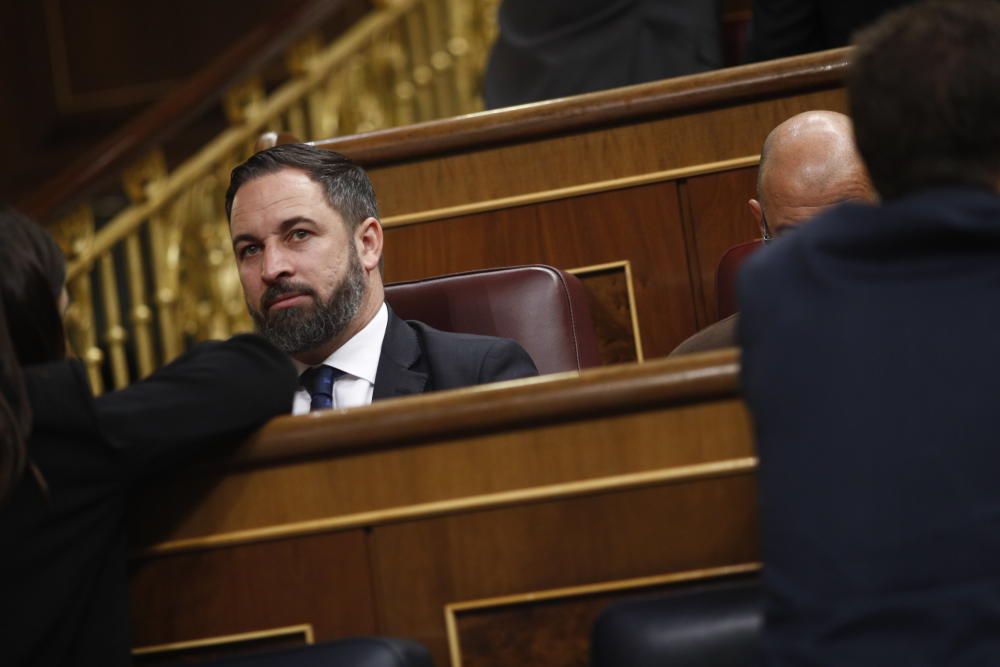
[380,155,761,229]
[443,562,761,667]
[132,624,313,659]
[568,260,645,362]
[140,457,757,557]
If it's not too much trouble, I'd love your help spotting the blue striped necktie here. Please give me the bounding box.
[300,365,345,411]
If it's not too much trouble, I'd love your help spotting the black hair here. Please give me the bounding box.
[0,206,67,501]
[849,0,1000,199]
[224,144,379,228]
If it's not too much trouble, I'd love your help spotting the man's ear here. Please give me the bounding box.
[356,217,383,272]
[748,198,765,238]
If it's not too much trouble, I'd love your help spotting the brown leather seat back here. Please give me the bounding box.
[385,265,601,374]
[716,239,765,320]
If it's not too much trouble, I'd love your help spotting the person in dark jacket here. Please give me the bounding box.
[746,0,915,62]
[483,0,723,108]
[0,206,298,666]
[740,2,1000,664]
[669,110,873,356]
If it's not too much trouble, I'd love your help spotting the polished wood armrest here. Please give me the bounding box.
[236,348,741,467]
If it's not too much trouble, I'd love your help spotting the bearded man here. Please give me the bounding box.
[226,144,537,414]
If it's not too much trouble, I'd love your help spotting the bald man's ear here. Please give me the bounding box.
[748,199,765,238]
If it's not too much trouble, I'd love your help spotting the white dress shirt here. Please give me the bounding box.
[291,302,388,415]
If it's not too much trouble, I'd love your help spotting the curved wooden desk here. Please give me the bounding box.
[129,351,757,667]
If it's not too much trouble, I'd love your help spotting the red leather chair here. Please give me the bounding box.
[715,239,765,320]
[385,265,602,375]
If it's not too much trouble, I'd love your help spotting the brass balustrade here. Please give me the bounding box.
[54,0,499,393]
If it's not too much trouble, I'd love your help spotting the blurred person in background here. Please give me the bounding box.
[484,0,722,108]
[746,0,914,61]
[0,206,298,666]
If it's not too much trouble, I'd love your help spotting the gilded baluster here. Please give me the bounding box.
[123,151,183,364]
[328,68,349,136]
[285,33,322,138]
[56,205,104,393]
[381,24,417,126]
[193,177,239,340]
[213,158,254,335]
[423,0,456,118]
[98,252,130,389]
[445,0,475,112]
[224,76,266,126]
[353,50,386,134]
[365,38,394,131]
[124,232,156,378]
[403,2,436,120]
[470,0,500,80]
[278,101,306,139]
[224,76,268,155]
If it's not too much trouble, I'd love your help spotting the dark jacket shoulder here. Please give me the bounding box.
[374,309,538,400]
[669,313,740,356]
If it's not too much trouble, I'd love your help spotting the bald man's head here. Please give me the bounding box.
[749,111,875,238]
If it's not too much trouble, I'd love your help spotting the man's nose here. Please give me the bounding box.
[261,245,294,283]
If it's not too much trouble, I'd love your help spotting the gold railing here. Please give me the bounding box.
[54,0,499,393]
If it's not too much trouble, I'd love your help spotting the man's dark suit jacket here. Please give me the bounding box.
[484,0,722,108]
[739,187,1000,666]
[0,336,297,667]
[747,0,914,62]
[372,309,538,401]
[669,313,739,356]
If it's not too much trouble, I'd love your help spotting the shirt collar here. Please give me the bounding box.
[292,302,388,384]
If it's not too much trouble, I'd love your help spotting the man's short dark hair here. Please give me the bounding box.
[848,0,1000,200]
[225,144,378,227]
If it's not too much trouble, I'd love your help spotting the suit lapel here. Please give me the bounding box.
[372,308,428,401]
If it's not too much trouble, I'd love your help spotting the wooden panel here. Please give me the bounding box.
[372,475,759,665]
[573,263,641,364]
[129,530,376,646]
[452,573,758,667]
[684,167,761,325]
[382,182,696,357]
[129,353,754,667]
[315,49,850,170]
[134,626,311,666]
[134,395,751,545]
[369,89,846,218]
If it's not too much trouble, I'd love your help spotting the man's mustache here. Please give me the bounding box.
[260,280,318,312]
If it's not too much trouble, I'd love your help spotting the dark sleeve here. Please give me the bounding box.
[94,334,297,485]
[477,339,539,383]
[668,314,740,356]
[746,0,822,62]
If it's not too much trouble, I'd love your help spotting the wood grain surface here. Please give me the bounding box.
[129,353,756,667]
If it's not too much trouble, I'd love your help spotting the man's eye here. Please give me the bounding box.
[240,245,260,258]
[290,229,311,241]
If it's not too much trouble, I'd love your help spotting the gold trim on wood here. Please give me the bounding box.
[379,155,761,229]
[140,457,757,557]
[443,562,761,667]
[568,260,645,363]
[132,624,314,657]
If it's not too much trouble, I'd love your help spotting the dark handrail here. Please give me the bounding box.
[19,0,370,223]
[232,350,741,468]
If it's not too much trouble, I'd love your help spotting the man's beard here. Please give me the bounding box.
[249,253,366,355]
